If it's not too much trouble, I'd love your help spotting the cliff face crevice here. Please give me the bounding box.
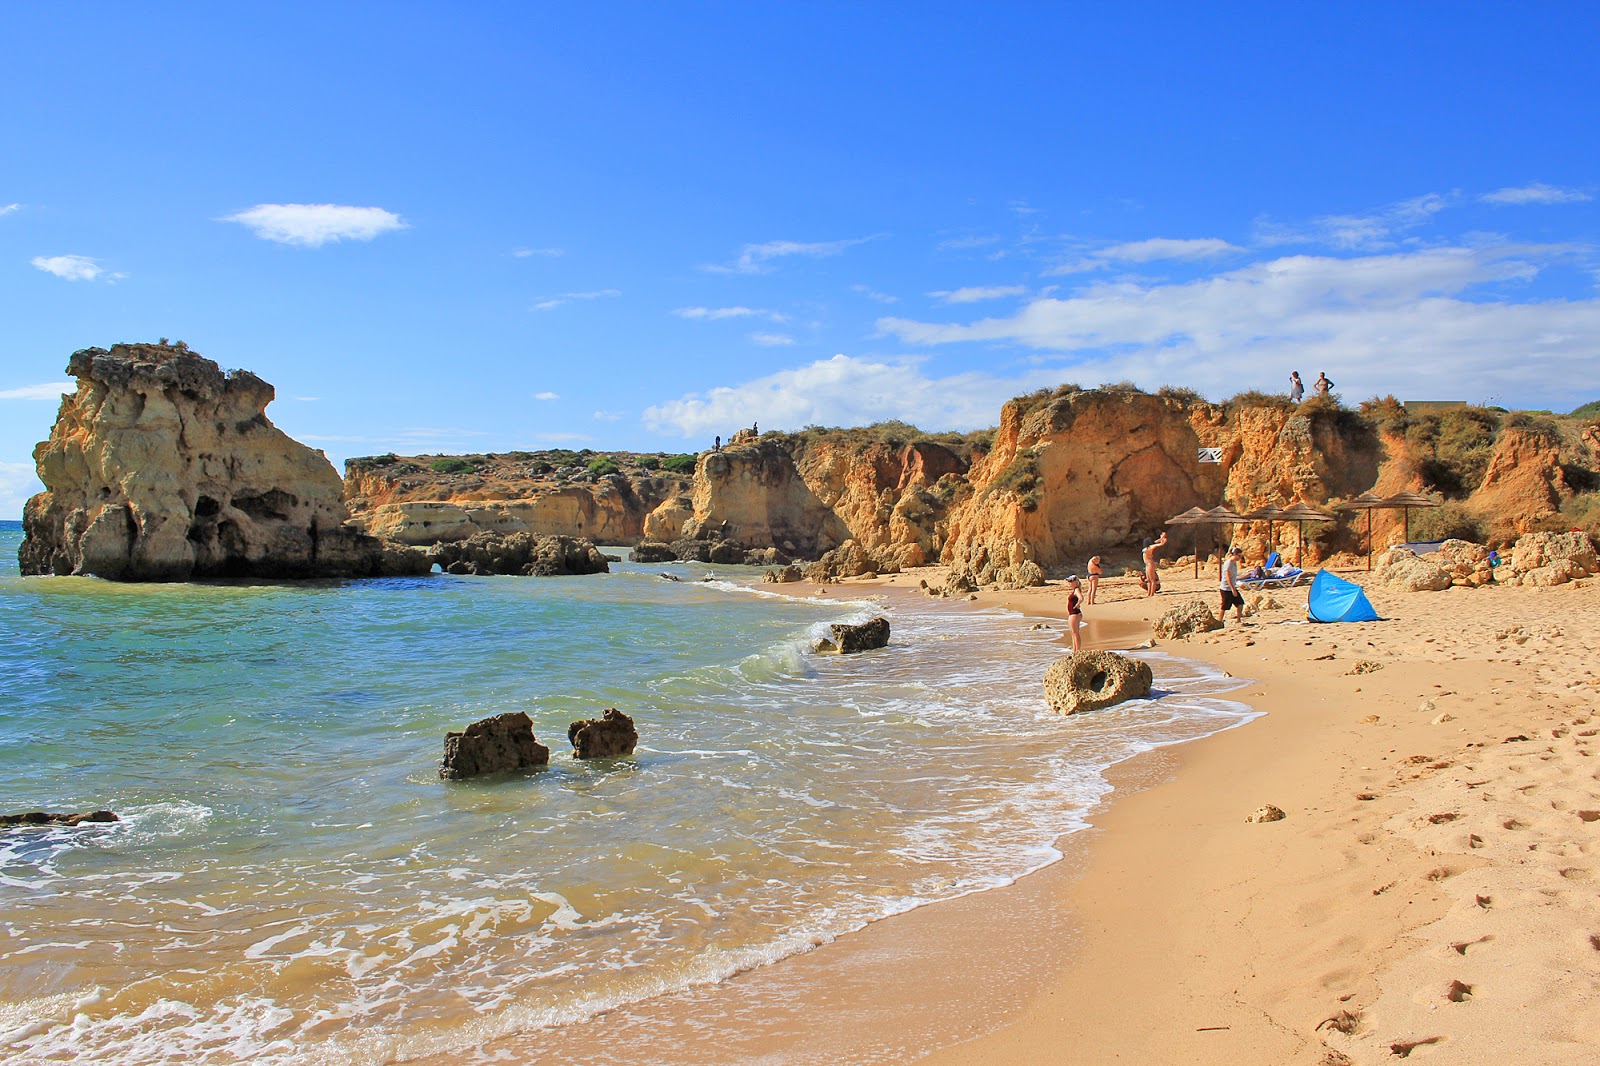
[21,343,410,580]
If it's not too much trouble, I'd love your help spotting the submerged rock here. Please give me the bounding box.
[1043,651,1154,714]
[440,711,550,779]
[1,810,119,828]
[815,616,891,653]
[567,708,639,759]
[429,532,609,576]
[629,541,678,563]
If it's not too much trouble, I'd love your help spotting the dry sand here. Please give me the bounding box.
[429,563,1599,1065]
[907,563,1600,1065]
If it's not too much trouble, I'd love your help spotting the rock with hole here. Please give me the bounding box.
[1043,651,1154,715]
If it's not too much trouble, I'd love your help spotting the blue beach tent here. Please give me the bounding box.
[1306,570,1380,623]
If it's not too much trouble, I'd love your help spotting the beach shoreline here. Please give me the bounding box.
[465,561,1600,1066]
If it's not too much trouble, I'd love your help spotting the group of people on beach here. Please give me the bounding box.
[1288,370,1334,403]
[1063,529,1248,653]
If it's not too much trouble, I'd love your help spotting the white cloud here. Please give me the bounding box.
[876,245,1599,411]
[1257,192,1453,251]
[593,410,623,422]
[674,305,788,322]
[1481,183,1592,206]
[751,332,795,346]
[0,460,43,521]
[531,289,621,311]
[534,391,560,401]
[643,353,1060,437]
[512,246,565,257]
[936,234,1002,252]
[852,284,898,304]
[31,255,113,281]
[1097,237,1241,262]
[221,203,407,247]
[705,236,877,275]
[0,381,73,400]
[0,203,20,217]
[932,284,1028,304]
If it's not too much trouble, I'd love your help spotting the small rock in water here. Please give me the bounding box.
[1,810,119,828]
[568,708,639,759]
[815,617,891,654]
[441,711,550,779]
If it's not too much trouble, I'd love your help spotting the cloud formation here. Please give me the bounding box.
[221,203,407,247]
[643,354,1059,437]
[851,284,898,304]
[534,391,560,401]
[674,305,788,322]
[0,381,74,400]
[1097,237,1241,262]
[705,236,876,275]
[531,289,621,311]
[0,460,43,522]
[512,246,565,257]
[1481,183,1592,206]
[932,284,1028,304]
[877,245,1599,410]
[750,332,794,347]
[31,255,114,281]
[0,203,19,217]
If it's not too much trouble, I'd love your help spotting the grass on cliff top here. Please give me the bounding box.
[776,420,993,459]
[346,449,698,479]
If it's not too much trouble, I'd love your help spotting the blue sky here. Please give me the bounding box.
[3,4,1598,518]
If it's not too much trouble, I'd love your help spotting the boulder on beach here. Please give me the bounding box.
[763,564,803,583]
[1,810,119,828]
[1152,598,1223,640]
[1373,547,1452,592]
[816,616,891,653]
[567,708,639,759]
[1043,651,1154,714]
[440,711,551,779]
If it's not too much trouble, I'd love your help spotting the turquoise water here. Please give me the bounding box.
[0,520,1254,1064]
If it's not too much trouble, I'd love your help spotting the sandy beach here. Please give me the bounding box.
[467,560,1600,1066]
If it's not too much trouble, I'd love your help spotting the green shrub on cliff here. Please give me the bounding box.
[586,457,621,477]
[430,458,479,475]
[660,454,698,474]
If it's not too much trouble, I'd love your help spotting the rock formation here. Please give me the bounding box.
[816,616,891,653]
[629,541,678,563]
[1043,651,1155,714]
[1,810,119,828]
[763,564,802,583]
[1501,530,1598,587]
[1373,547,1453,592]
[429,531,609,576]
[20,343,424,581]
[567,708,638,759]
[1153,598,1224,640]
[440,711,550,779]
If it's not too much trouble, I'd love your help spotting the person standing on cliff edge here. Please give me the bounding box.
[1314,372,1334,398]
[1141,532,1167,597]
[1289,371,1304,403]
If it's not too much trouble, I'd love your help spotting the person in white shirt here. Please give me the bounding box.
[1219,545,1246,624]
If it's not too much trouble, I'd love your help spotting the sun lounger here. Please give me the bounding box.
[1238,565,1310,591]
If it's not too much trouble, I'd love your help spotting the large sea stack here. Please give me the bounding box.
[19,342,425,581]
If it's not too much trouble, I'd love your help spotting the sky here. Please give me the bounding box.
[3,4,1599,519]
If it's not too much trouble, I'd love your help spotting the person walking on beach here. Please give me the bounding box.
[1314,372,1334,398]
[1219,546,1246,624]
[1141,532,1167,597]
[1289,371,1304,403]
[1066,575,1084,652]
[1085,555,1103,605]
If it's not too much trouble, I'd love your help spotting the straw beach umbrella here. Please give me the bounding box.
[1335,491,1391,570]
[1278,502,1336,569]
[1165,505,1209,577]
[1243,503,1288,561]
[1196,504,1251,576]
[1385,491,1442,543]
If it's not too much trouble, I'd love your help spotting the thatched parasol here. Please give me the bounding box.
[1335,491,1391,570]
[1243,503,1289,560]
[1278,501,1336,569]
[1165,506,1210,577]
[1385,491,1442,543]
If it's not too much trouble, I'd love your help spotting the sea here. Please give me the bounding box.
[0,519,1256,1064]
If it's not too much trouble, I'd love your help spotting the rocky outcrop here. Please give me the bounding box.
[1509,530,1596,576]
[1153,598,1224,640]
[804,540,901,582]
[1435,539,1495,587]
[1373,547,1453,592]
[567,708,638,759]
[430,532,609,576]
[763,564,803,583]
[1043,651,1154,714]
[816,616,891,653]
[19,343,421,581]
[629,541,678,563]
[1,810,119,828]
[440,711,550,779]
